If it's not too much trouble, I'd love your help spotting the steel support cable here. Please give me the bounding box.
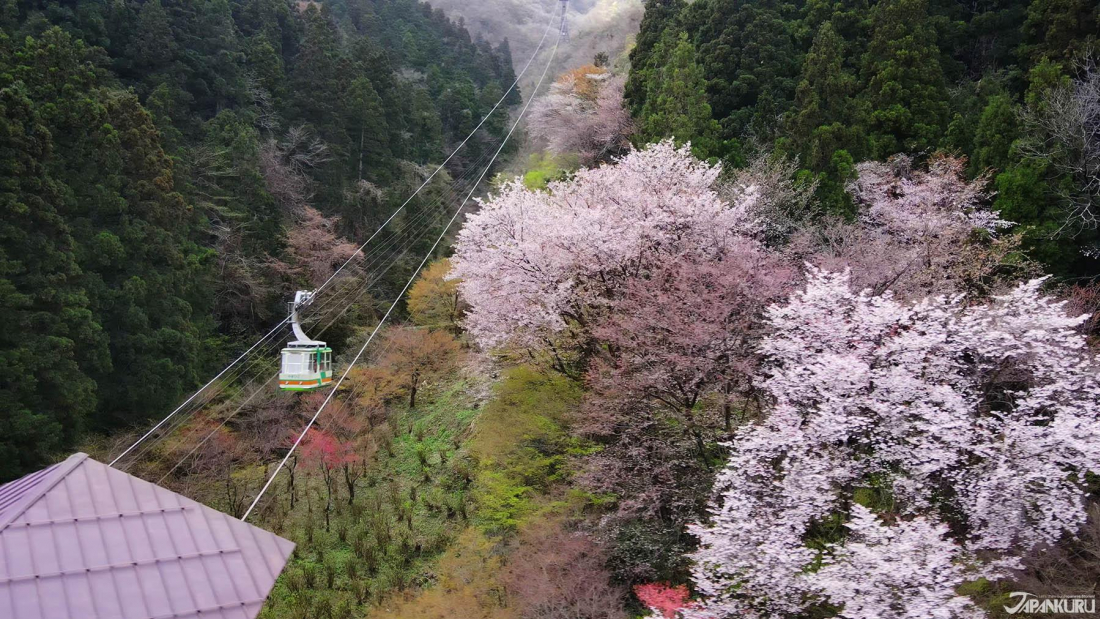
[108,97,528,470]
[108,11,556,469]
[152,187,476,484]
[236,317,413,522]
[127,155,496,473]
[242,29,563,522]
[291,145,502,330]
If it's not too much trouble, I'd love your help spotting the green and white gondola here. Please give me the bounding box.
[279,290,334,391]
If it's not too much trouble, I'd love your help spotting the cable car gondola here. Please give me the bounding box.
[279,290,333,391]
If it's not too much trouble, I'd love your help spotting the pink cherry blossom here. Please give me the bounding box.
[527,70,634,166]
[451,141,757,349]
[687,268,1100,618]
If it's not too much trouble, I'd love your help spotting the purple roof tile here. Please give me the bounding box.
[0,453,295,619]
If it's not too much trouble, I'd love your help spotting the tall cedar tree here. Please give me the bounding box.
[858,0,951,159]
[625,0,687,115]
[0,83,105,479]
[790,22,860,171]
[683,0,801,142]
[638,33,721,158]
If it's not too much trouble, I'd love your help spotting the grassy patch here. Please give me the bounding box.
[467,366,583,533]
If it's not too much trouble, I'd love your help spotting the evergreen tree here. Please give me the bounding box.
[88,89,215,426]
[345,76,389,182]
[1020,0,1098,65]
[497,38,521,105]
[129,0,175,77]
[858,0,951,158]
[790,22,860,170]
[973,94,1019,171]
[1,28,215,432]
[801,0,871,47]
[625,0,686,114]
[638,32,721,158]
[961,0,1029,75]
[0,82,105,479]
[683,0,801,141]
[289,6,344,143]
[993,159,1076,270]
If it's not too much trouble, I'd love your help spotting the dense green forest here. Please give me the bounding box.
[0,0,520,481]
[627,0,1099,275]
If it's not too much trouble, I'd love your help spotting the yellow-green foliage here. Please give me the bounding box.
[406,259,463,330]
[521,153,575,190]
[361,367,588,616]
[369,528,514,619]
[468,366,582,532]
[958,578,1019,618]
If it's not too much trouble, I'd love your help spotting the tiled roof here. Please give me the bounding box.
[0,453,295,619]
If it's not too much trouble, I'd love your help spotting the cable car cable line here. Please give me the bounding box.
[152,122,511,483]
[140,112,523,479]
[242,24,564,522]
[107,11,557,469]
[305,9,558,300]
[121,147,503,472]
[113,142,497,466]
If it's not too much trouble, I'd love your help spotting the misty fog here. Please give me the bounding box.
[430,0,643,81]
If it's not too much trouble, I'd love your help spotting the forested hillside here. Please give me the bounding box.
[420,0,1100,614]
[0,0,519,480]
[626,0,1100,275]
[2,0,1099,616]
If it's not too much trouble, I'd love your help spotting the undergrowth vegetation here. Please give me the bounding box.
[249,354,625,618]
[259,370,482,618]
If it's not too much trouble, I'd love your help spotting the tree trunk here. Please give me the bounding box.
[286,456,297,510]
[358,128,365,181]
[344,463,357,505]
[722,381,733,435]
[323,469,333,532]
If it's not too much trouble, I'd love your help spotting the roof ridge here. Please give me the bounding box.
[0,452,88,533]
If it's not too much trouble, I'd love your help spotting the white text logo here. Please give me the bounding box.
[1004,592,1096,615]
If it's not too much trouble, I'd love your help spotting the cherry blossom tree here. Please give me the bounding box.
[720,148,818,246]
[786,154,1033,300]
[451,141,757,351]
[501,521,628,619]
[687,267,1100,618]
[284,205,359,288]
[527,65,634,166]
[378,328,461,408]
[815,505,979,619]
[299,429,359,531]
[589,247,792,461]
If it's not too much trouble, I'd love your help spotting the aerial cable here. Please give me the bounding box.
[293,144,502,326]
[242,25,565,523]
[149,105,522,481]
[308,8,558,299]
[108,317,290,467]
[127,146,501,472]
[153,185,479,482]
[107,12,557,469]
[131,159,493,473]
